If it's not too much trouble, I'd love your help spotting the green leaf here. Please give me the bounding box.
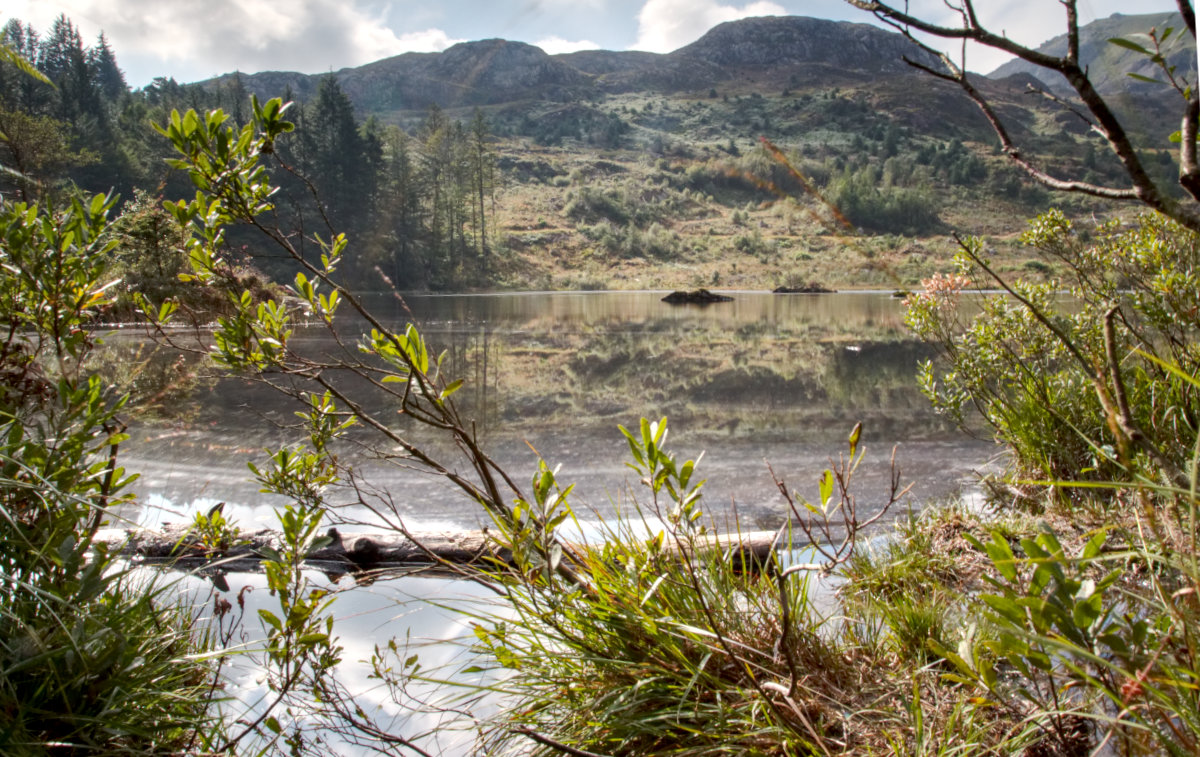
[818,469,834,507]
[1107,37,1151,55]
[985,533,1018,582]
[1081,529,1106,560]
[982,594,1025,625]
[1126,72,1163,84]
[440,378,463,400]
[1072,590,1101,630]
[297,633,329,646]
[258,609,283,632]
[848,421,862,458]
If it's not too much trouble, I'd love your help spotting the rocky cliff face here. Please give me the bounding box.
[338,39,590,110]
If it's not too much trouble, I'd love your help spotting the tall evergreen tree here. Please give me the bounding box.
[298,75,379,231]
[87,32,125,102]
[372,124,424,287]
[37,15,80,83]
[0,20,51,113]
[469,109,496,271]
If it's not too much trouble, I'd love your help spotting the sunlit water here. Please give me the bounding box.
[101,291,1000,753]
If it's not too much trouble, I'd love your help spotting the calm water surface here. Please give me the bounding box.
[111,290,999,754]
[115,290,997,533]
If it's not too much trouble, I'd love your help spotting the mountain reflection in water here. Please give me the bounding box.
[112,291,998,532]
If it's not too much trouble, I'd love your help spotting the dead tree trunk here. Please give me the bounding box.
[95,526,788,575]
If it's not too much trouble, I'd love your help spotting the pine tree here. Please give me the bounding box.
[300,75,379,230]
[39,15,82,85]
[469,109,496,271]
[88,32,126,101]
[0,20,51,112]
[374,125,424,287]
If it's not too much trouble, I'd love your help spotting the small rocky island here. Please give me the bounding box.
[662,288,734,304]
[773,283,836,294]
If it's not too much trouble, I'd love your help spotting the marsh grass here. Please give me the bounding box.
[0,464,220,756]
[475,512,856,755]
[453,424,1003,756]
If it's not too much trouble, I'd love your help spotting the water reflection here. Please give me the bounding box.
[161,566,501,756]
[107,292,996,531]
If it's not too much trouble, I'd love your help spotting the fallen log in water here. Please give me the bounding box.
[94,525,789,574]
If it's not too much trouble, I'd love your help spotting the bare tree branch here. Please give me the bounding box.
[848,0,1200,231]
[1177,0,1197,38]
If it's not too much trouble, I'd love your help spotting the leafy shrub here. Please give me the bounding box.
[827,165,939,234]
[905,211,1200,753]
[906,211,1200,503]
[471,420,855,755]
[582,220,683,260]
[564,186,631,225]
[0,194,218,753]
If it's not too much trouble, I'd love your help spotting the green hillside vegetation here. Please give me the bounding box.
[4,13,1181,292]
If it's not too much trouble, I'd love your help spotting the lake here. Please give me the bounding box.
[107,289,1000,754]
[111,290,997,534]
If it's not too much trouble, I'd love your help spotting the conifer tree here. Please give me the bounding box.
[87,32,125,102]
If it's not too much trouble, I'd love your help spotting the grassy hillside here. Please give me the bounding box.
[438,83,1134,291]
[196,14,1193,291]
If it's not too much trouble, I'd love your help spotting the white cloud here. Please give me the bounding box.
[534,35,600,54]
[5,0,457,84]
[633,0,785,53]
[394,28,466,53]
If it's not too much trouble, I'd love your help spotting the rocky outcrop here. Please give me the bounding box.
[672,16,940,73]
[342,39,592,109]
[662,288,734,304]
[773,283,836,294]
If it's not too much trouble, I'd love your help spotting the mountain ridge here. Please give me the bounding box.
[202,15,944,113]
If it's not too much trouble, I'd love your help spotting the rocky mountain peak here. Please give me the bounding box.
[672,15,939,73]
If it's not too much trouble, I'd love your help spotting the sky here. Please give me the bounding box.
[4,0,1184,88]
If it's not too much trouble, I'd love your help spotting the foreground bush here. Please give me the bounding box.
[901,211,1200,754]
[907,211,1199,510]
[0,195,218,754]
